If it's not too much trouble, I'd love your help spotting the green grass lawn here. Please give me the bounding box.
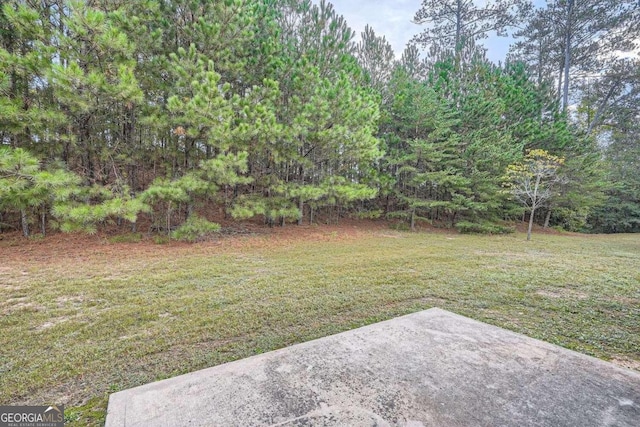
[1,228,639,425]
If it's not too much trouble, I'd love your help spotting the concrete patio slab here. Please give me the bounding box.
[105,308,640,427]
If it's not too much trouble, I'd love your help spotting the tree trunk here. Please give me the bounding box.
[562,0,574,113]
[79,115,94,182]
[129,164,138,193]
[184,138,192,169]
[544,209,552,229]
[557,66,563,104]
[166,206,172,236]
[40,210,46,236]
[455,0,462,50]
[224,185,230,220]
[537,37,543,88]
[21,209,29,237]
[527,208,535,241]
[186,202,193,220]
[410,208,416,231]
[298,198,304,226]
[528,175,542,241]
[587,81,619,136]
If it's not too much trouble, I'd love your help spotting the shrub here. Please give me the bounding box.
[353,209,383,219]
[389,222,410,231]
[455,221,514,235]
[153,235,170,245]
[171,215,221,242]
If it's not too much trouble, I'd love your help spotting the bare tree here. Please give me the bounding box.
[504,149,565,240]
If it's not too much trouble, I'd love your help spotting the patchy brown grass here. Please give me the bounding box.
[1,223,638,426]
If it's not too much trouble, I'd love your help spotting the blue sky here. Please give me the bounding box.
[320,0,547,63]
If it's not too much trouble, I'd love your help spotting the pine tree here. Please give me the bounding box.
[412,0,530,52]
[384,69,473,229]
[0,147,80,236]
[590,131,640,233]
[511,0,638,113]
[48,0,143,182]
[356,25,395,91]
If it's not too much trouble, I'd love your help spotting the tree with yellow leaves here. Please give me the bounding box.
[504,149,565,241]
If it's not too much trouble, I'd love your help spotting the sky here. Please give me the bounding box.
[317,0,547,64]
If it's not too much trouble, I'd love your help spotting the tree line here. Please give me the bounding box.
[0,0,638,239]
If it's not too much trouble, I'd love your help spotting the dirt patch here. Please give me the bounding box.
[610,357,640,372]
[0,220,396,266]
[0,284,24,291]
[609,295,640,305]
[375,232,404,239]
[535,289,589,300]
[1,301,45,315]
[37,316,72,332]
[513,222,582,236]
[3,219,584,267]
[56,295,85,308]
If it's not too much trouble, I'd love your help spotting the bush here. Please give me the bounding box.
[353,209,383,219]
[171,215,221,242]
[153,235,170,245]
[389,222,410,231]
[455,221,514,235]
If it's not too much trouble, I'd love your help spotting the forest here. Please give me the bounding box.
[1,0,638,240]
